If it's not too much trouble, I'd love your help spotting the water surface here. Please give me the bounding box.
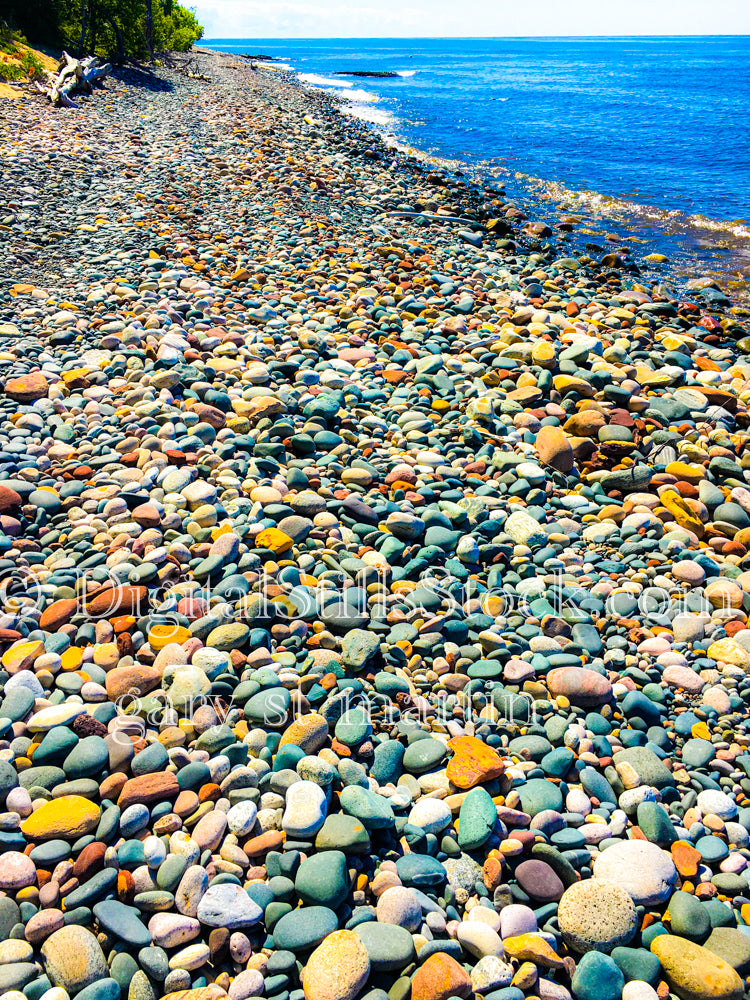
[204,37,750,298]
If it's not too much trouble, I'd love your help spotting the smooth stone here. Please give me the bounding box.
[668,891,711,943]
[301,930,370,1000]
[593,840,677,905]
[340,786,395,830]
[637,801,678,847]
[147,914,201,949]
[518,779,564,816]
[457,921,504,958]
[195,885,262,929]
[394,853,446,889]
[697,790,737,821]
[282,780,327,838]
[76,979,120,1000]
[315,814,370,854]
[354,921,416,971]
[407,798,453,835]
[458,787,497,850]
[514,859,564,903]
[0,965,43,992]
[63,737,109,780]
[651,935,744,1000]
[0,850,37,890]
[376,886,422,932]
[295,851,349,908]
[571,952,625,1000]
[272,906,338,951]
[93,901,150,946]
[41,926,107,993]
[703,928,750,973]
[613,747,674,789]
[402,739,446,774]
[411,952,472,1000]
[21,796,100,840]
[611,946,662,986]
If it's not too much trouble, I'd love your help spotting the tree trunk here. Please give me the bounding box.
[78,0,88,54]
[108,16,125,64]
[89,0,98,56]
[144,0,154,58]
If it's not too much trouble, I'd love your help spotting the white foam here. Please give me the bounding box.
[397,70,417,77]
[297,73,341,87]
[515,172,750,245]
[342,103,394,127]
[689,215,750,239]
[333,87,378,103]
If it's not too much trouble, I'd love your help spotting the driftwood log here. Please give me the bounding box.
[35,52,112,107]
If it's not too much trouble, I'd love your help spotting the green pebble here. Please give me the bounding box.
[571,952,624,1000]
[402,738,446,774]
[340,785,395,830]
[457,786,497,851]
[272,906,338,951]
[63,735,109,780]
[354,922,416,971]
[295,851,349,908]
[667,890,711,942]
[334,707,373,747]
[636,800,677,847]
[518,778,563,816]
[611,946,662,985]
[315,814,371,854]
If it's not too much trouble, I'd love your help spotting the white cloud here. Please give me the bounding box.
[193,0,750,39]
[196,0,448,38]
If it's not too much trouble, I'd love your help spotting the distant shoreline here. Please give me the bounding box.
[198,43,750,310]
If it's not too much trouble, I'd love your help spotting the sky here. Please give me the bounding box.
[195,0,750,39]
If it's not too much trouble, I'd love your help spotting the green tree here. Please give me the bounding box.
[2,0,202,60]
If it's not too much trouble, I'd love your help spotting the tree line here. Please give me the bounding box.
[2,0,204,59]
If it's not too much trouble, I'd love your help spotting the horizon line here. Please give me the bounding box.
[201,33,750,40]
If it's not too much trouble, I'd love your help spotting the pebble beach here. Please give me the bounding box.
[1,45,750,1000]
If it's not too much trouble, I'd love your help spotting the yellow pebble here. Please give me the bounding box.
[148,625,191,651]
[1,640,45,673]
[60,646,84,671]
[255,527,294,554]
[21,795,100,840]
[93,643,119,667]
[660,489,704,535]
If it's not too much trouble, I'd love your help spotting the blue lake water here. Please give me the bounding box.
[203,37,750,296]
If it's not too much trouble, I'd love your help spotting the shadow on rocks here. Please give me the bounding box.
[113,66,174,92]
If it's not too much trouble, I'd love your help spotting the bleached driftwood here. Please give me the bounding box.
[35,51,112,107]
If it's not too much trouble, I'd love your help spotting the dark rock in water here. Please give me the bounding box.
[334,71,401,78]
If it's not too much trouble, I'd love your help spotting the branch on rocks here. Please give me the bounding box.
[35,51,112,107]
[385,211,484,226]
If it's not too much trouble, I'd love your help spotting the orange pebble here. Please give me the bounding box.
[671,840,701,878]
[695,882,717,900]
[117,869,135,903]
[198,783,221,803]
